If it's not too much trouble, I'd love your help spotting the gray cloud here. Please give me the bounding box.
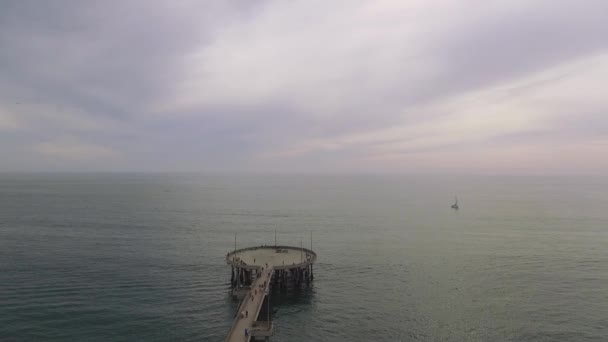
[1,0,607,173]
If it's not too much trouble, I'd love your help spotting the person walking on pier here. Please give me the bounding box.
[246,310,248,318]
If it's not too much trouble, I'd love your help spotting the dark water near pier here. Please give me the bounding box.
[1,173,607,341]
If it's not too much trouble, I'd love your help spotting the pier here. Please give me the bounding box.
[225,245,317,341]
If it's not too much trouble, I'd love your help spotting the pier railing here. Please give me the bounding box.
[226,245,317,270]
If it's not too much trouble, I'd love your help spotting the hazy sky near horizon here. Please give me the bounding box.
[1,0,607,174]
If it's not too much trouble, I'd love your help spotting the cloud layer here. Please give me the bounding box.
[1,0,607,173]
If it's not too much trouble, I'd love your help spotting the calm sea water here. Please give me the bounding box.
[1,173,607,341]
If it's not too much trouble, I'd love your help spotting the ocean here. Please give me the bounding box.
[1,173,607,341]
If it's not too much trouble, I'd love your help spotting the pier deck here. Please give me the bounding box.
[225,266,274,342]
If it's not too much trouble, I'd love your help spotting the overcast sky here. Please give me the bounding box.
[1,0,607,174]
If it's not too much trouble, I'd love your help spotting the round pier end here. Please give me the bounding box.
[227,245,317,270]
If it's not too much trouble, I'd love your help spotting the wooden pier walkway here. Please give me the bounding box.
[225,266,274,342]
